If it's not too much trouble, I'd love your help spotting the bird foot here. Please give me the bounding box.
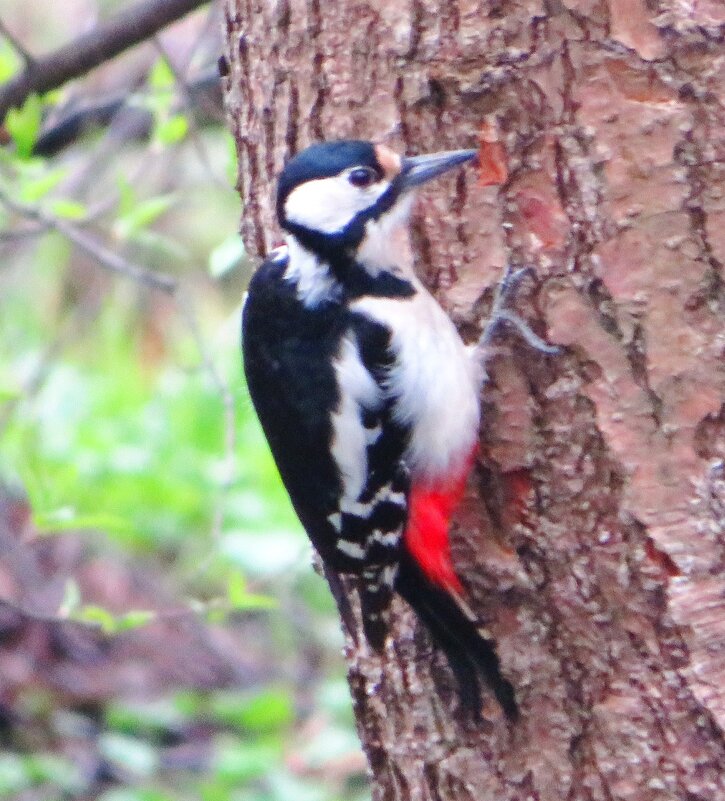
[477,266,561,358]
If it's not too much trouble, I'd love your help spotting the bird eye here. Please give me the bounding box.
[348,167,377,188]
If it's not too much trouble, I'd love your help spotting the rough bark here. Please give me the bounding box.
[221,2,725,799]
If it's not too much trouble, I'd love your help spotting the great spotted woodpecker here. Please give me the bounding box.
[242,140,550,720]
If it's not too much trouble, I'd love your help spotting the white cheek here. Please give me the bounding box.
[285,175,388,234]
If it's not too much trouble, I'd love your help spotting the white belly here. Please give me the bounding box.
[351,289,481,484]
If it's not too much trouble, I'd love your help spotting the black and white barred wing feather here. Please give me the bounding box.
[327,329,411,648]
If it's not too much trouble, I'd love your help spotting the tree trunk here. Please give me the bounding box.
[221,2,725,798]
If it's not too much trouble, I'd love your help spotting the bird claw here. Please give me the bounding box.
[477,266,562,356]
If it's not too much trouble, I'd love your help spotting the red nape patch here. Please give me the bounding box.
[404,448,477,593]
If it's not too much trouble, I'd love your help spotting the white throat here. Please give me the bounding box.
[356,194,414,276]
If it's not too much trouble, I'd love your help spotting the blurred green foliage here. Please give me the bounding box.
[0,14,367,800]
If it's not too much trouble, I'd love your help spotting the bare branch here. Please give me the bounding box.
[0,0,210,121]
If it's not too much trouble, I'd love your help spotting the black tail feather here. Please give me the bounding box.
[395,554,518,721]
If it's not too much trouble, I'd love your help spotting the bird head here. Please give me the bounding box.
[276,140,476,271]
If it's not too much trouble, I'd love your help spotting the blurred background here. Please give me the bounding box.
[0,2,367,799]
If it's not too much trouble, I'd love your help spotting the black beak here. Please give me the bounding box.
[398,148,477,191]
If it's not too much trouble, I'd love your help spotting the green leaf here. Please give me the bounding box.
[113,194,176,240]
[116,173,137,217]
[0,40,20,83]
[155,113,188,145]
[227,572,247,606]
[209,234,245,279]
[225,130,238,185]
[116,609,156,631]
[100,791,173,801]
[237,688,294,731]
[71,604,155,635]
[50,199,87,220]
[19,165,67,203]
[145,58,175,120]
[0,384,22,402]
[34,508,136,536]
[73,604,118,633]
[6,94,43,158]
[25,753,85,792]
[227,572,277,611]
[148,57,175,90]
[210,688,293,732]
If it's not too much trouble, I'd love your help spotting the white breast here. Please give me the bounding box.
[351,289,480,485]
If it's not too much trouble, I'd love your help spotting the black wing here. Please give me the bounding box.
[242,251,346,561]
[242,253,410,646]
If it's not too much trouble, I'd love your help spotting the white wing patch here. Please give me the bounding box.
[327,332,408,646]
[336,539,366,559]
[330,335,383,504]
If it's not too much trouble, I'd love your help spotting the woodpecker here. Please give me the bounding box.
[242,140,527,719]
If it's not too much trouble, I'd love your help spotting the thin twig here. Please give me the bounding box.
[0,594,258,630]
[151,38,229,189]
[0,221,48,242]
[175,290,237,551]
